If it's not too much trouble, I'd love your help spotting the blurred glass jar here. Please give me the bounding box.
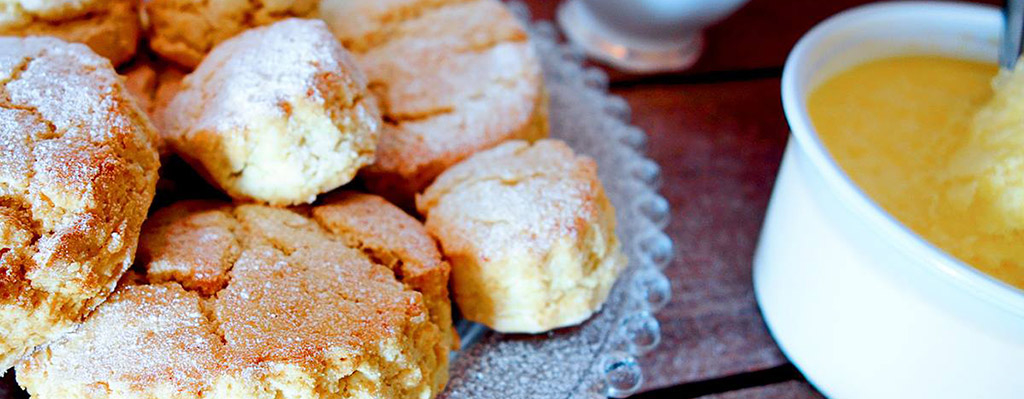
[558,0,749,73]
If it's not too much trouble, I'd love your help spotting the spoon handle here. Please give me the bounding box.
[1001,0,1024,69]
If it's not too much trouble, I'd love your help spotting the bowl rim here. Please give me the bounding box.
[780,0,1024,317]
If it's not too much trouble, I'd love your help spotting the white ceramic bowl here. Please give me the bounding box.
[755,2,1024,398]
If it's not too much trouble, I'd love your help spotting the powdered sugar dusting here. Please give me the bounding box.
[0,36,159,371]
[16,200,450,398]
[419,140,601,262]
[158,18,380,205]
[163,18,367,137]
[23,283,225,395]
[320,0,546,203]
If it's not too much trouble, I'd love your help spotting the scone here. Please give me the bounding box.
[0,37,160,369]
[159,18,381,206]
[121,59,158,113]
[0,0,141,65]
[319,0,549,207]
[121,57,187,156]
[144,0,317,68]
[17,194,454,398]
[417,139,625,334]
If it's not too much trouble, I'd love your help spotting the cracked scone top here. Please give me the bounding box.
[416,140,625,333]
[17,193,454,399]
[0,37,160,369]
[159,18,381,206]
[319,0,550,207]
[143,0,318,68]
[0,0,141,65]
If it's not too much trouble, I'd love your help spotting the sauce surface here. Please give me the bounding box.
[809,55,1024,290]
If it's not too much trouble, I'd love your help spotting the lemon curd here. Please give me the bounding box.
[808,55,1024,290]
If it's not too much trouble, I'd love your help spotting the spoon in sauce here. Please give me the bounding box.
[1001,0,1024,69]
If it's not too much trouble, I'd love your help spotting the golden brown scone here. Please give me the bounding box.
[159,18,381,206]
[319,0,549,207]
[121,59,157,112]
[0,0,141,66]
[151,64,186,116]
[0,37,160,370]
[312,191,458,352]
[417,139,624,333]
[121,56,187,156]
[143,0,317,68]
[17,195,452,398]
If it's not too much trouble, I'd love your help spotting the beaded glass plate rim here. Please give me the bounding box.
[442,3,675,399]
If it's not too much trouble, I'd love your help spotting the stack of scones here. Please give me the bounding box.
[0,1,626,397]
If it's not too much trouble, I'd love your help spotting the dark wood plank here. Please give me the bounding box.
[612,78,790,390]
[520,0,999,81]
[700,381,825,399]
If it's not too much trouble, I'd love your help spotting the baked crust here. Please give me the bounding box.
[121,59,157,113]
[143,0,317,68]
[0,0,141,66]
[121,56,187,156]
[17,194,452,398]
[0,37,160,369]
[312,191,457,353]
[319,0,549,207]
[159,18,381,206]
[417,139,624,333]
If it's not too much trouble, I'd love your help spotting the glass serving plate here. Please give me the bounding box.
[0,3,673,398]
[441,4,674,398]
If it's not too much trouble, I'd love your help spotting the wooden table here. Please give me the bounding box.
[519,0,1000,397]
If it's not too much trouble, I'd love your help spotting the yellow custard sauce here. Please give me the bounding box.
[808,55,1024,289]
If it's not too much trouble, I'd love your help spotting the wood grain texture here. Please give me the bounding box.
[613,78,789,390]
[700,381,826,399]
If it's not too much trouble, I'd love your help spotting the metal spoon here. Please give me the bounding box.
[1000,0,1024,69]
